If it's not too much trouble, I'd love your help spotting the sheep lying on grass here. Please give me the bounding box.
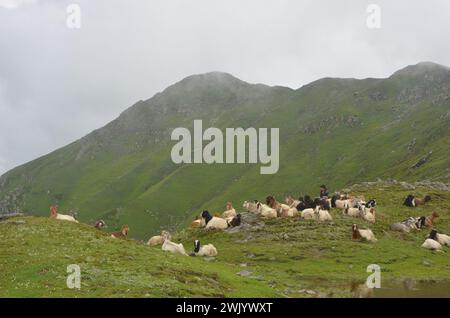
[50,205,78,223]
[111,225,129,238]
[222,202,237,219]
[256,202,277,218]
[404,194,431,207]
[147,230,171,246]
[242,200,259,213]
[162,239,188,256]
[202,211,229,230]
[189,240,218,257]
[352,224,377,242]
[421,230,442,251]
[435,230,450,247]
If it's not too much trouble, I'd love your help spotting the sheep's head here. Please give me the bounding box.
[285,196,293,205]
[201,210,212,224]
[226,202,233,210]
[161,230,171,240]
[351,224,360,239]
[201,210,210,218]
[428,229,438,240]
[431,211,439,218]
[121,225,129,236]
[193,240,201,253]
[50,205,58,218]
[95,220,106,229]
[424,195,432,203]
[265,196,275,206]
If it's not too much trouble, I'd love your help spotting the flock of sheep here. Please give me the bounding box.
[49,191,450,257]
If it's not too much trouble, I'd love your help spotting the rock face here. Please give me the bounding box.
[0,187,24,215]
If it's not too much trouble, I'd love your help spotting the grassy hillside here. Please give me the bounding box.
[1,183,449,298]
[0,62,449,238]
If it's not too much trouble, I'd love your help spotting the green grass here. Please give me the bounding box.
[1,183,449,297]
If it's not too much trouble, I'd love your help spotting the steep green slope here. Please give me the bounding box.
[0,63,449,239]
[1,183,449,297]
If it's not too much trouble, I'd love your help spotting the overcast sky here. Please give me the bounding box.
[0,0,449,175]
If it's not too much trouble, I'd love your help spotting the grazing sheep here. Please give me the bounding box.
[111,225,129,238]
[352,224,377,242]
[147,230,171,246]
[49,205,79,223]
[421,230,442,251]
[190,240,218,257]
[94,219,106,229]
[162,239,188,256]
[227,214,241,227]
[242,200,259,213]
[256,202,277,218]
[222,202,237,218]
[202,210,229,230]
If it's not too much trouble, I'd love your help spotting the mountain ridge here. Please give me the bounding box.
[1,61,449,238]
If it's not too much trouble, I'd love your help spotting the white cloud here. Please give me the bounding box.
[0,0,449,175]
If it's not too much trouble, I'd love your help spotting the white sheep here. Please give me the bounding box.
[315,208,333,221]
[162,239,188,256]
[424,229,449,248]
[242,200,259,213]
[436,233,450,247]
[352,224,377,242]
[335,199,353,209]
[256,202,277,218]
[222,202,237,218]
[50,205,78,223]
[201,211,229,230]
[147,230,171,246]
[421,239,442,251]
[360,207,376,223]
[301,208,316,219]
[343,206,361,217]
[281,207,299,217]
[285,196,300,208]
[190,240,218,257]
